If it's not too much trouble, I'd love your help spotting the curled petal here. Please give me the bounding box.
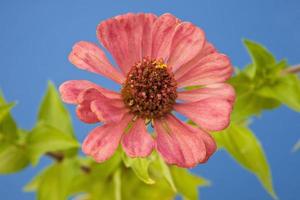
[76,104,99,124]
[59,80,120,104]
[176,53,233,88]
[69,41,124,83]
[154,114,208,168]
[91,99,127,123]
[122,118,154,157]
[82,114,132,162]
[178,83,235,103]
[167,22,206,72]
[174,98,232,131]
[77,88,126,123]
[197,129,217,162]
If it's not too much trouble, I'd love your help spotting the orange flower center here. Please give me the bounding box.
[121,58,177,120]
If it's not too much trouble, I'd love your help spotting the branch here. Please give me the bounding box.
[282,64,300,75]
[46,152,91,174]
[46,152,64,162]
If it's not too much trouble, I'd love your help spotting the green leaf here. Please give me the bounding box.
[0,143,29,174]
[0,102,15,123]
[214,123,278,199]
[293,139,300,152]
[157,155,177,192]
[0,93,18,142]
[122,153,155,184]
[231,91,280,121]
[35,159,79,200]
[121,168,175,200]
[24,166,47,192]
[89,151,122,179]
[67,153,122,198]
[27,123,80,165]
[69,155,122,200]
[243,39,276,77]
[170,166,209,200]
[243,64,256,79]
[38,82,74,136]
[257,75,300,112]
[229,60,285,122]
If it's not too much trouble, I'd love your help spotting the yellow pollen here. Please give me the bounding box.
[154,59,167,69]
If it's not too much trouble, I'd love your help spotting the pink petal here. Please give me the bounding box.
[197,130,217,162]
[76,104,99,124]
[91,99,128,123]
[77,88,126,123]
[174,98,232,131]
[121,118,154,157]
[176,53,233,88]
[174,41,216,79]
[97,13,146,75]
[178,83,235,103]
[115,13,144,71]
[59,80,120,104]
[154,114,207,168]
[82,114,132,162]
[141,13,157,58]
[69,41,124,83]
[167,22,206,72]
[151,13,179,61]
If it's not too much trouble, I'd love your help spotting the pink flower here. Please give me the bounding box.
[59,13,235,168]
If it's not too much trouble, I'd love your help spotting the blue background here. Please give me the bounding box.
[0,0,299,199]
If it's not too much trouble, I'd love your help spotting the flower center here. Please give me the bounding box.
[121,58,177,120]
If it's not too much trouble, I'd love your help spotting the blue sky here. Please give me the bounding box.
[0,0,300,199]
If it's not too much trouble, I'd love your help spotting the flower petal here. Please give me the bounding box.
[115,13,144,71]
[97,13,147,75]
[141,13,157,58]
[82,114,132,162]
[77,88,125,123]
[121,118,154,157]
[174,98,232,131]
[59,80,120,104]
[91,99,128,123]
[176,53,233,88]
[76,104,99,124]
[197,129,217,162]
[178,83,235,103]
[151,13,179,61]
[69,41,124,83]
[167,22,206,72]
[174,41,216,79]
[154,114,207,168]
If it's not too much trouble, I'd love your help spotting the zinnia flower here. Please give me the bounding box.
[59,13,235,168]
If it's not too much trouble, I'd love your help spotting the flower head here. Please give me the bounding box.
[59,13,235,168]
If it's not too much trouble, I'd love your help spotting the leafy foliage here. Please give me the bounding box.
[27,82,79,165]
[38,82,74,136]
[0,39,300,200]
[0,93,30,174]
[27,124,79,165]
[214,123,277,199]
[170,166,209,200]
[122,152,155,184]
